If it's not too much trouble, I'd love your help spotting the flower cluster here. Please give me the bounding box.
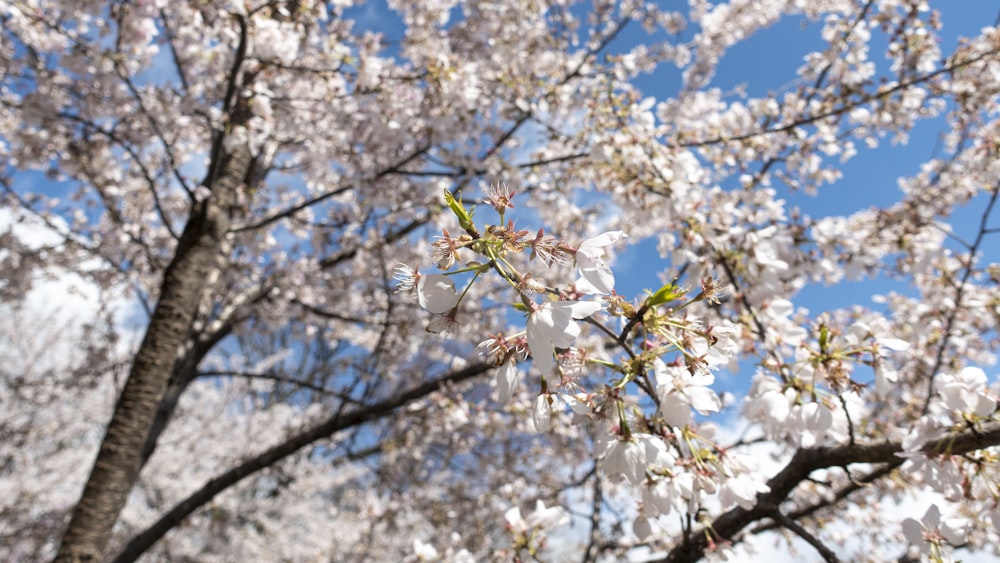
[397,182,770,542]
[503,500,570,558]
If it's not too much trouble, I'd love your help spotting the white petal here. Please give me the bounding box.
[958,366,987,386]
[412,539,439,559]
[504,506,525,530]
[576,248,602,269]
[761,391,790,423]
[767,298,794,318]
[531,305,577,348]
[660,392,691,427]
[686,386,722,414]
[603,439,646,485]
[940,383,971,412]
[496,360,519,403]
[560,300,603,319]
[652,358,671,388]
[879,337,911,351]
[901,517,924,545]
[526,319,556,374]
[921,504,941,529]
[532,394,553,432]
[798,402,833,433]
[574,276,602,294]
[973,394,997,417]
[719,475,762,510]
[637,434,674,467]
[941,518,967,546]
[633,516,654,541]
[526,501,569,529]
[581,264,615,293]
[579,230,626,249]
[416,274,459,313]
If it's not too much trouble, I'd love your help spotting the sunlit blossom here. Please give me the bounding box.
[601,433,671,485]
[574,230,627,294]
[525,300,602,375]
[416,273,460,314]
[654,359,721,427]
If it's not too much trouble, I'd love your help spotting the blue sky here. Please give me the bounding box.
[335,1,1000,403]
[611,2,999,302]
[568,2,1000,403]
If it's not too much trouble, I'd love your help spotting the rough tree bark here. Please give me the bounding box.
[55,153,252,561]
[55,20,256,559]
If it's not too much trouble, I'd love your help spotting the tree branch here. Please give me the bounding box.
[110,362,492,562]
[655,421,1000,563]
[678,47,1000,148]
[767,509,839,563]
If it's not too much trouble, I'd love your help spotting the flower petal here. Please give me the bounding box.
[901,517,924,545]
[532,394,553,432]
[416,274,459,313]
[560,300,603,319]
[660,392,691,427]
[686,386,722,414]
[579,230,626,249]
[496,359,519,403]
[580,264,615,293]
[526,318,556,374]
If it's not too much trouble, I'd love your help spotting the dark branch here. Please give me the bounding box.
[655,421,1000,563]
[111,362,492,562]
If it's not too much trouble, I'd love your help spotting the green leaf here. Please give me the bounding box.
[443,189,476,233]
[646,282,685,307]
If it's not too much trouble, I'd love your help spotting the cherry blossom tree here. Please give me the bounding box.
[1,1,999,562]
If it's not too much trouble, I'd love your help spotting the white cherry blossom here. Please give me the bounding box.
[902,504,967,559]
[525,300,602,375]
[792,402,834,448]
[524,500,569,530]
[417,274,461,314]
[6,2,1000,562]
[504,500,569,555]
[939,366,996,418]
[718,474,770,510]
[601,432,672,485]
[654,358,722,427]
[574,231,627,294]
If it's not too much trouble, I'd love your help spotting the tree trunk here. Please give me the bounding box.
[140,325,232,466]
[55,144,252,562]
